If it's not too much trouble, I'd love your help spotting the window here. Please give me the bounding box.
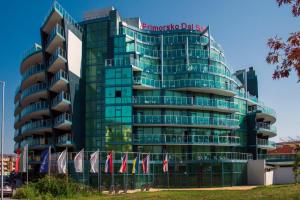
[115,90,122,98]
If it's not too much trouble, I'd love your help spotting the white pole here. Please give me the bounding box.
[0,81,5,200]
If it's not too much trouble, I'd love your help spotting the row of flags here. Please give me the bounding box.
[16,146,169,175]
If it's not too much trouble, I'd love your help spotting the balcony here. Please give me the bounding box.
[20,44,43,74]
[54,113,72,130]
[258,154,296,163]
[256,138,276,149]
[168,152,252,162]
[21,64,46,90]
[133,134,240,146]
[56,134,74,147]
[133,115,239,130]
[21,119,52,137]
[51,92,71,112]
[42,1,82,33]
[20,83,48,106]
[133,76,160,90]
[14,114,22,129]
[133,96,238,113]
[256,122,277,138]
[47,48,67,73]
[20,101,50,123]
[14,86,21,103]
[14,129,21,141]
[255,105,276,124]
[163,79,235,96]
[28,138,53,150]
[49,70,69,93]
[45,24,65,54]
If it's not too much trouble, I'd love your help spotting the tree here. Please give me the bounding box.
[293,152,300,184]
[266,0,300,81]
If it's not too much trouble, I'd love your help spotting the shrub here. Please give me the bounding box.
[14,184,38,199]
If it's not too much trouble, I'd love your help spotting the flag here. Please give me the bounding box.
[90,150,99,173]
[57,149,67,174]
[20,145,28,173]
[74,149,84,173]
[119,153,128,173]
[142,154,150,174]
[163,153,168,173]
[39,149,49,173]
[132,154,139,174]
[15,149,21,173]
[104,152,113,174]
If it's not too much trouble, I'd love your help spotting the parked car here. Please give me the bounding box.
[0,182,13,197]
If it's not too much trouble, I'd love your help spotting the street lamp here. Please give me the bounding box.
[0,81,5,200]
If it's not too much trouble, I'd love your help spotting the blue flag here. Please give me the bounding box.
[39,149,49,173]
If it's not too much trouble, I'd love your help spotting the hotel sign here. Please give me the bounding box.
[141,23,206,32]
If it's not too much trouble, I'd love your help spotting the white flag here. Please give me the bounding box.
[57,149,67,174]
[21,144,28,173]
[90,150,99,173]
[74,149,84,173]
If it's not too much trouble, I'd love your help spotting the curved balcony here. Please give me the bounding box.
[133,96,238,113]
[163,79,235,96]
[21,119,52,137]
[51,92,71,112]
[256,122,277,138]
[20,83,48,106]
[133,115,239,130]
[14,100,22,116]
[257,138,276,149]
[47,47,67,73]
[54,113,72,130]
[14,129,21,141]
[14,114,22,129]
[56,134,74,147]
[49,70,69,93]
[20,101,50,123]
[45,24,65,54]
[133,134,240,146]
[21,64,46,90]
[255,105,276,124]
[20,44,43,74]
[14,86,21,103]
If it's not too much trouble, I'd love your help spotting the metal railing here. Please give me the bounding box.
[20,101,49,119]
[52,91,71,107]
[54,113,72,127]
[256,122,277,133]
[133,115,239,128]
[46,24,65,48]
[21,64,45,81]
[50,69,69,87]
[21,119,52,134]
[21,43,42,63]
[133,134,241,146]
[47,47,67,69]
[256,138,276,148]
[133,96,238,111]
[21,83,47,101]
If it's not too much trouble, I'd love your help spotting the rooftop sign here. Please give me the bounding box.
[141,23,206,32]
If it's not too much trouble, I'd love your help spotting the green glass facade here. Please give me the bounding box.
[14,3,277,187]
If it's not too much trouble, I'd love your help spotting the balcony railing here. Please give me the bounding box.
[257,138,276,148]
[133,134,240,146]
[20,101,49,119]
[57,134,74,146]
[47,48,67,69]
[50,69,69,87]
[21,119,52,134]
[21,44,42,63]
[54,113,72,127]
[257,154,296,162]
[22,64,45,81]
[133,96,238,111]
[133,115,239,129]
[256,122,277,133]
[45,24,65,48]
[21,83,47,101]
[52,91,71,107]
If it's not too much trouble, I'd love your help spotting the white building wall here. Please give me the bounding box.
[265,171,274,186]
[67,30,82,77]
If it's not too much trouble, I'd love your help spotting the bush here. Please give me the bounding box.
[14,176,98,199]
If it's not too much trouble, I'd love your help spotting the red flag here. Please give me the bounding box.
[163,154,168,173]
[119,153,128,173]
[105,152,113,174]
[15,149,21,173]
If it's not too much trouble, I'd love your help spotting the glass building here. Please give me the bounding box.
[14,2,277,187]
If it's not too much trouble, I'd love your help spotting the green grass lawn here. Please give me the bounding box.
[66,184,300,200]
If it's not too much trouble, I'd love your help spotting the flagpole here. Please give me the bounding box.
[66,147,68,183]
[48,146,51,176]
[82,149,85,185]
[126,153,128,193]
[111,151,114,193]
[97,149,100,192]
[26,144,28,187]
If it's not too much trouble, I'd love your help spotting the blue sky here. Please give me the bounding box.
[0,0,299,153]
